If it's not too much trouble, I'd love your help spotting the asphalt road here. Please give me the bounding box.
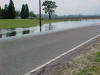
[0,25,100,75]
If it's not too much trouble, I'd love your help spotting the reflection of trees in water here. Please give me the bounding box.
[45,23,55,31]
[23,30,30,35]
[0,28,32,38]
[0,24,55,39]
[49,23,52,30]
[6,31,16,37]
[0,34,2,38]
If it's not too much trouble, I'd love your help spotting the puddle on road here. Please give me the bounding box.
[0,19,100,41]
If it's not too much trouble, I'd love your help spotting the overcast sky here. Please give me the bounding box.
[0,0,100,15]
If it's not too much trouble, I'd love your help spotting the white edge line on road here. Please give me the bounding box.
[25,34,100,75]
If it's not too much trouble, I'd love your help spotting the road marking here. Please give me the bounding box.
[25,34,100,75]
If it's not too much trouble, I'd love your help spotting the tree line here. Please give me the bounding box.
[0,0,36,19]
[0,0,57,20]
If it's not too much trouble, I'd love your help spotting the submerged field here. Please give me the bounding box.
[0,19,67,29]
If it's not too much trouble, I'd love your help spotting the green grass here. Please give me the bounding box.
[68,41,100,75]
[75,51,100,75]
[0,19,67,29]
[76,65,100,75]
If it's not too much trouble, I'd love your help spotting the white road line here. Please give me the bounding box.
[25,34,100,75]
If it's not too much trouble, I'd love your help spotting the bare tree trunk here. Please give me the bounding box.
[49,13,51,20]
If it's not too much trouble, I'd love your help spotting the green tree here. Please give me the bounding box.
[0,7,1,18]
[29,11,36,18]
[8,0,16,19]
[1,9,4,19]
[25,4,29,18]
[21,4,29,19]
[2,4,9,19]
[16,10,20,18]
[42,1,57,20]
[21,4,25,18]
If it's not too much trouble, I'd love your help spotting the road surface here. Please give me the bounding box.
[0,25,100,75]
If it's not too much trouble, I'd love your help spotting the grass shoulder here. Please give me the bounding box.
[65,40,100,75]
[44,39,100,75]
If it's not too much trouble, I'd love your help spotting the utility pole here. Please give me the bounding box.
[39,0,42,32]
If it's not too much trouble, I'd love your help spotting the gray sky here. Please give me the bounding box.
[0,0,100,15]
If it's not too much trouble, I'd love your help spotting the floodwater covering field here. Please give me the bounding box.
[0,19,100,41]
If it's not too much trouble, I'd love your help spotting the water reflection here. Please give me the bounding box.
[49,23,54,30]
[6,31,16,37]
[0,19,100,40]
[0,34,2,38]
[23,30,30,35]
[0,23,54,39]
[45,23,55,31]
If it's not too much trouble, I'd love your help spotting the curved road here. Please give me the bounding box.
[0,25,100,75]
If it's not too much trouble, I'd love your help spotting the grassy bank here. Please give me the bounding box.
[61,40,100,75]
[0,19,67,29]
[73,44,100,75]
[44,39,100,75]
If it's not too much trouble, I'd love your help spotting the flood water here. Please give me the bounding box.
[0,19,100,41]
